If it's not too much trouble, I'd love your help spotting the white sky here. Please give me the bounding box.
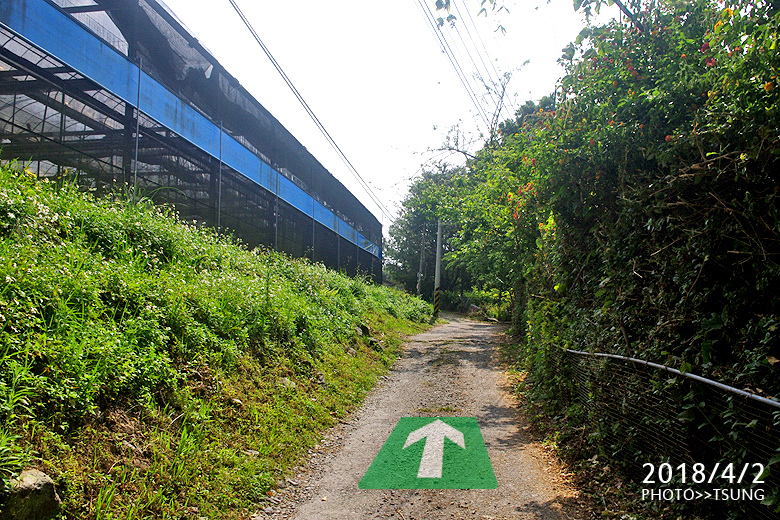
[159,0,620,230]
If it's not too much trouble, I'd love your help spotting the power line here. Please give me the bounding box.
[415,0,491,130]
[450,1,502,101]
[226,0,394,223]
[425,1,492,129]
[452,0,517,116]
[416,0,485,124]
[448,18,513,127]
[453,0,500,83]
[451,20,500,108]
[416,0,516,131]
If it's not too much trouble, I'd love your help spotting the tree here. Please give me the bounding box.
[450,0,778,389]
[385,165,466,299]
[407,0,780,512]
[420,0,779,392]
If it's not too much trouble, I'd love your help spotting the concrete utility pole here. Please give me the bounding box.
[416,233,425,296]
[432,218,442,322]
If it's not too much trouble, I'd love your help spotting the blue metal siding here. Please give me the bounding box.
[313,201,336,232]
[0,0,380,259]
[0,0,139,106]
[279,176,312,218]
[260,162,277,194]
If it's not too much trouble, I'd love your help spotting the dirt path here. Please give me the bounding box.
[259,315,587,520]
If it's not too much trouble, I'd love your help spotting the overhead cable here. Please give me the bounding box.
[226,0,394,223]
[415,0,491,130]
[452,0,517,115]
[451,21,500,109]
[423,0,492,129]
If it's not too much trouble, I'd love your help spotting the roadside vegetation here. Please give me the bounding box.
[389,0,779,517]
[0,159,431,519]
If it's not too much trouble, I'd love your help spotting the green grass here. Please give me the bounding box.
[0,160,431,518]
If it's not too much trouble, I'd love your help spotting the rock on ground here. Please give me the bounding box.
[3,469,62,520]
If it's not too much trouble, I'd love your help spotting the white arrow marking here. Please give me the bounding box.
[403,419,465,478]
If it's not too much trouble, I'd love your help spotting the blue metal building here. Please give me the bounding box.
[0,0,383,280]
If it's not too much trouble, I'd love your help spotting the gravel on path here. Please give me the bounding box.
[257,314,588,520]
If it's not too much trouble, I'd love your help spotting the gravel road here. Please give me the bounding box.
[258,315,588,520]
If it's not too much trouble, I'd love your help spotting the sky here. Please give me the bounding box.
[159,0,621,230]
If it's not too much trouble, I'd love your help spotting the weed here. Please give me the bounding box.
[0,429,23,489]
[0,158,431,518]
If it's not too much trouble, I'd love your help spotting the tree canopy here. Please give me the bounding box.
[394,0,779,395]
[391,3,780,512]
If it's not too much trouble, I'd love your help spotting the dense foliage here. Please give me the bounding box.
[0,160,430,518]
[392,0,779,514]
[527,0,778,398]
[396,0,779,399]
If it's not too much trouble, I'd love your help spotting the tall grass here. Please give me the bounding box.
[0,160,431,518]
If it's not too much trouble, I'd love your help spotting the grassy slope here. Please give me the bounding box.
[0,161,431,519]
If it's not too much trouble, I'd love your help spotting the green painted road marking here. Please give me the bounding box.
[359,417,497,489]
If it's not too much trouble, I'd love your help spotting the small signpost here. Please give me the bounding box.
[359,417,496,489]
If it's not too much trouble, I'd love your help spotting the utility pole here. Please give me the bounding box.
[432,218,442,322]
[416,232,425,296]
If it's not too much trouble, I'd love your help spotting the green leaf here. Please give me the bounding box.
[702,341,712,364]
[575,28,591,45]
[677,409,696,422]
[757,465,771,483]
[702,311,724,331]
[761,493,777,507]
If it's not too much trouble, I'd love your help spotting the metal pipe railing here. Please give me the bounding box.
[566,348,780,410]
